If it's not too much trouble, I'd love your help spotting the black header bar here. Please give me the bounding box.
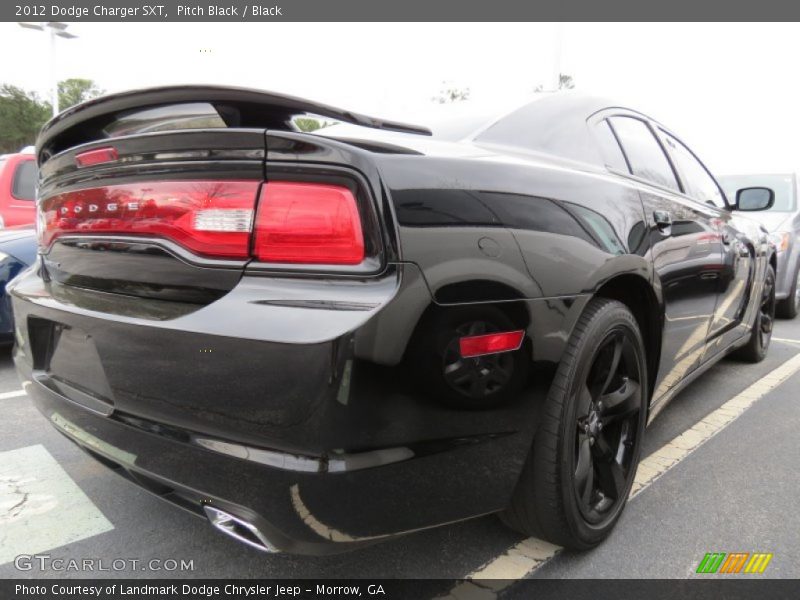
[3,0,800,22]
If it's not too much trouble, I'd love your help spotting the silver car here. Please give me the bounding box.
[720,173,800,318]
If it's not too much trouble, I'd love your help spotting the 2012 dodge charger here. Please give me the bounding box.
[10,87,777,553]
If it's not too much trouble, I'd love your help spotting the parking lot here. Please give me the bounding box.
[2,317,800,591]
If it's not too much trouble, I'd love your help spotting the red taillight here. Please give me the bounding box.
[253,182,365,265]
[459,330,525,358]
[40,181,260,258]
[40,179,369,265]
[75,147,119,167]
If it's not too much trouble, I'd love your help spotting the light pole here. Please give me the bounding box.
[18,22,78,116]
[552,23,564,92]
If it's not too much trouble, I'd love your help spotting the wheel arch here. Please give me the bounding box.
[401,298,533,363]
[592,274,663,405]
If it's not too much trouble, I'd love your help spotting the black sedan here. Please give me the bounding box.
[9,87,776,554]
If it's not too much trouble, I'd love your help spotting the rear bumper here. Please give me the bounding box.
[9,262,575,553]
[22,373,529,554]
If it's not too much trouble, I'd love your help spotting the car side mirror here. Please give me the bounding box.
[735,187,774,211]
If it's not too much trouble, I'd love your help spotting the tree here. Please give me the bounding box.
[0,79,104,153]
[58,78,104,111]
[433,83,471,104]
[533,73,576,93]
[0,84,50,153]
[558,73,575,90]
[293,117,329,132]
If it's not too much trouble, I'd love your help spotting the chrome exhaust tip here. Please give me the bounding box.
[203,505,279,553]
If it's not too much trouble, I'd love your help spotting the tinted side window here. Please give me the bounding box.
[661,133,726,208]
[12,160,37,201]
[593,120,628,172]
[608,116,679,191]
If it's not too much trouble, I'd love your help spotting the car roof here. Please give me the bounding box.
[317,93,658,168]
[473,92,633,167]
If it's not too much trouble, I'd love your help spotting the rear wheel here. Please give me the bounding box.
[776,264,799,319]
[500,298,647,549]
[735,264,776,362]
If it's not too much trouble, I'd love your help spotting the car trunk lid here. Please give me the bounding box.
[36,86,421,306]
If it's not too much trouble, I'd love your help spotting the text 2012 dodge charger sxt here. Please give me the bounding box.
[10,87,777,554]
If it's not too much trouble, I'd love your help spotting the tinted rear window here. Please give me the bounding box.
[103,103,227,137]
[12,160,37,200]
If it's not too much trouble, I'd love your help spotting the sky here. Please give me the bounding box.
[1,22,799,174]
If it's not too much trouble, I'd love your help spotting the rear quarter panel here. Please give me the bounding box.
[374,148,653,365]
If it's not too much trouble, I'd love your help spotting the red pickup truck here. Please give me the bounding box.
[0,151,37,227]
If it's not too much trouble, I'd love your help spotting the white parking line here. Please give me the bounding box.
[631,350,800,495]
[440,351,800,598]
[0,444,113,565]
[0,389,26,400]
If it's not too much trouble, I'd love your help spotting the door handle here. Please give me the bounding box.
[653,210,672,235]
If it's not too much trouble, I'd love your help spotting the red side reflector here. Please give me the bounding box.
[253,182,365,265]
[40,180,260,258]
[75,147,119,167]
[459,330,525,358]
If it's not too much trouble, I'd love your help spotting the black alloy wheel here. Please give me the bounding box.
[776,264,800,319]
[758,269,776,351]
[572,329,643,523]
[793,268,800,314]
[501,298,647,549]
[411,305,529,409]
[442,320,516,400]
[736,264,776,362]
[794,269,800,313]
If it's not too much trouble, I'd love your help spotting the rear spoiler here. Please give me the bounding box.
[36,84,432,163]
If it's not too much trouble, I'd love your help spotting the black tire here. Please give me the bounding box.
[500,298,647,550]
[735,264,776,362]
[411,305,529,409]
[776,264,799,319]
